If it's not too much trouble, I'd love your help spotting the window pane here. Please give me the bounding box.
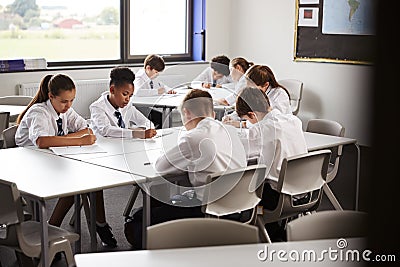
[129,0,188,56]
[0,0,120,62]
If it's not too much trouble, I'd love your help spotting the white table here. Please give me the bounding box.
[68,128,359,249]
[132,87,233,128]
[75,238,367,267]
[0,147,139,267]
[0,104,26,117]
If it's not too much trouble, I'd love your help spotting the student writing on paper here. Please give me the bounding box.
[133,54,175,128]
[191,55,233,89]
[222,64,291,128]
[15,74,118,249]
[215,57,254,106]
[134,54,175,96]
[90,66,157,139]
[15,74,96,148]
[236,87,307,241]
[124,89,247,250]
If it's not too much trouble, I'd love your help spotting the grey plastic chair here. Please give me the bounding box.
[256,149,331,242]
[278,79,303,115]
[0,112,10,148]
[2,125,17,149]
[0,96,33,106]
[306,119,345,210]
[202,164,267,226]
[286,210,368,241]
[0,96,32,122]
[147,218,259,250]
[0,179,79,267]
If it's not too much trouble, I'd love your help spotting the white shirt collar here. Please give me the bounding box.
[45,99,61,120]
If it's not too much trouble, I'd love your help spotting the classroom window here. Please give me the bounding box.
[0,0,121,63]
[128,0,190,59]
[0,0,200,68]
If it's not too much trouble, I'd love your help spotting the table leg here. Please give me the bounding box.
[141,188,151,249]
[74,195,81,253]
[161,107,174,128]
[355,144,361,211]
[38,200,49,267]
[89,192,97,251]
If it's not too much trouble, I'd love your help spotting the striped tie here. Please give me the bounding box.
[56,118,64,136]
[114,111,125,128]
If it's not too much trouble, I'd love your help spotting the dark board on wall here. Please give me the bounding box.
[294,0,376,65]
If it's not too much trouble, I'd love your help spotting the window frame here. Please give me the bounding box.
[125,0,193,63]
[44,0,196,68]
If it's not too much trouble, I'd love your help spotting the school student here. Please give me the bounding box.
[235,86,307,240]
[90,66,157,139]
[216,57,254,106]
[223,64,292,128]
[133,54,174,128]
[15,74,118,248]
[134,54,175,96]
[191,55,233,88]
[124,89,247,249]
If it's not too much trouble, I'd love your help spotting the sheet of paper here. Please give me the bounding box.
[49,144,107,155]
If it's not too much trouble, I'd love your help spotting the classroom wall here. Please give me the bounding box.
[206,0,373,146]
[0,0,373,146]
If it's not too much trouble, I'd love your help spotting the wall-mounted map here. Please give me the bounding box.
[322,0,375,35]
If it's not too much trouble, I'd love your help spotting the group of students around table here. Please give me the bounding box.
[13,53,306,252]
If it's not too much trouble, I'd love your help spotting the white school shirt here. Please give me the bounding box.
[266,86,292,115]
[242,109,307,190]
[89,91,154,138]
[224,75,248,105]
[191,67,234,88]
[134,69,171,97]
[224,86,292,124]
[15,99,87,147]
[155,117,247,200]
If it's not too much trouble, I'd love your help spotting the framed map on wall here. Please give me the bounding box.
[294,0,376,65]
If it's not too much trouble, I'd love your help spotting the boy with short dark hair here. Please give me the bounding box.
[134,54,175,96]
[192,55,233,88]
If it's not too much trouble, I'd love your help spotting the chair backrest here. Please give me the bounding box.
[0,96,33,106]
[0,179,25,247]
[147,218,259,249]
[286,210,368,241]
[0,112,10,147]
[203,164,267,222]
[278,79,303,115]
[263,149,331,223]
[2,125,18,148]
[306,119,345,183]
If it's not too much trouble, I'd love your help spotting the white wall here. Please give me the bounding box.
[206,0,373,146]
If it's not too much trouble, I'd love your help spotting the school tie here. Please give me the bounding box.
[56,118,64,136]
[212,80,217,87]
[149,80,154,89]
[114,111,125,128]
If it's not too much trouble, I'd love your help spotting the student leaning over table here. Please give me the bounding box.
[223,64,292,128]
[90,66,157,139]
[15,74,118,251]
[215,56,254,106]
[123,89,247,250]
[191,54,233,89]
[235,87,307,241]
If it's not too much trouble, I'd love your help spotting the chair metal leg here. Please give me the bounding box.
[69,195,91,228]
[323,184,344,210]
[256,216,271,243]
[123,186,140,217]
